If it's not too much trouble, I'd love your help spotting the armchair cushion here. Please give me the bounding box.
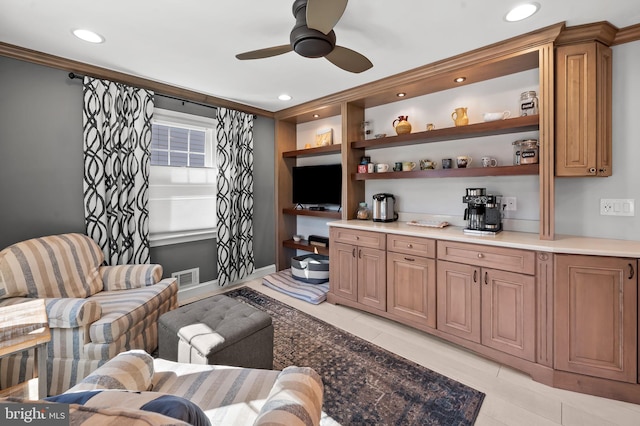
[100,264,163,291]
[46,298,102,328]
[0,233,104,299]
[254,366,324,426]
[67,350,155,392]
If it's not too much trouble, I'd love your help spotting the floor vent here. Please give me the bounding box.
[171,268,199,288]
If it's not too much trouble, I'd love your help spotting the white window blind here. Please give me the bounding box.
[149,108,217,246]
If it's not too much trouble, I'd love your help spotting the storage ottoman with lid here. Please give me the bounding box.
[158,294,273,369]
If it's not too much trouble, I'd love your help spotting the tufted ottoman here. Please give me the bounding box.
[158,294,273,369]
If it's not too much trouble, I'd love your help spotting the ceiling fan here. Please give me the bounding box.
[235,0,373,73]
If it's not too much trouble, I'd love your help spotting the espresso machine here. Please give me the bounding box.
[462,188,503,235]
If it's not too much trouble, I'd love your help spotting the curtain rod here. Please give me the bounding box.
[68,72,219,111]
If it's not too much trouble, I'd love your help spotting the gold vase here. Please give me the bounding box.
[392,115,412,135]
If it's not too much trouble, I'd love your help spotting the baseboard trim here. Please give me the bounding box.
[177,264,276,305]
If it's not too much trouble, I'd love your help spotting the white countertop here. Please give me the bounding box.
[328,220,640,257]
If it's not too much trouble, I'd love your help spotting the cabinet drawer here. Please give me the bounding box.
[437,240,535,275]
[330,228,385,250]
[387,234,436,258]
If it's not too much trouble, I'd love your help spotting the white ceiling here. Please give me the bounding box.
[1,0,639,113]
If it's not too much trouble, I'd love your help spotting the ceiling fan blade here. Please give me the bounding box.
[306,0,348,35]
[236,45,292,60]
[325,45,373,73]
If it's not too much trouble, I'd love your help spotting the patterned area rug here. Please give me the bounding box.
[224,287,485,426]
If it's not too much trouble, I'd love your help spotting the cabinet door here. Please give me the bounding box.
[481,268,536,361]
[555,255,637,383]
[357,247,386,311]
[437,260,481,343]
[387,252,436,328]
[329,242,358,302]
[556,42,612,177]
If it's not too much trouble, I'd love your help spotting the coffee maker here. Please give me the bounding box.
[462,188,503,235]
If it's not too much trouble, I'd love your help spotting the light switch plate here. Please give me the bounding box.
[600,199,635,216]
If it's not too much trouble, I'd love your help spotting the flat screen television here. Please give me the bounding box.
[292,164,342,206]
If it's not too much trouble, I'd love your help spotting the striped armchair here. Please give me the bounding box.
[0,233,178,395]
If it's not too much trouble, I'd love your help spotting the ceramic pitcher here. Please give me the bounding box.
[392,115,412,135]
[451,107,469,126]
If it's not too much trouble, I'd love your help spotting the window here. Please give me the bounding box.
[151,124,207,167]
[149,108,217,246]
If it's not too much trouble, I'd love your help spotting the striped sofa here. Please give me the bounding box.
[0,233,178,395]
[1,350,326,426]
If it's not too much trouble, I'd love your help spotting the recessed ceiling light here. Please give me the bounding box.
[505,3,540,22]
[313,114,320,118]
[278,94,292,101]
[72,29,104,43]
[454,77,467,83]
[396,92,406,97]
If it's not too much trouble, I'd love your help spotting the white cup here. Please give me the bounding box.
[481,157,498,167]
[367,163,375,173]
[376,163,389,172]
[483,111,511,122]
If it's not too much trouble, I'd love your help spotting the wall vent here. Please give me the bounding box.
[171,268,200,288]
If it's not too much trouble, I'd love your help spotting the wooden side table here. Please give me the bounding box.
[0,299,51,399]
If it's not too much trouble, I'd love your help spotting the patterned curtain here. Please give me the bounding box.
[82,77,154,265]
[216,107,255,286]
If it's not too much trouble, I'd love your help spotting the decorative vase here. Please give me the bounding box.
[451,107,469,126]
[392,115,412,135]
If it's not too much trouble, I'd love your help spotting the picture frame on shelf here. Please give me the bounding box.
[315,128,333,146]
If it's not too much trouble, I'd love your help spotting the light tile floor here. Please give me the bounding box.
[213,278,640,426]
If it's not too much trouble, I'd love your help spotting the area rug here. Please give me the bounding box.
[224,287,485,425]
[262,268,329,304]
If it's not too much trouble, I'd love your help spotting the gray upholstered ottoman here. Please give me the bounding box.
[158,294,273,369]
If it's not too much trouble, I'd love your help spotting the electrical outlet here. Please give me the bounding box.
[600,199,635,216]
[503,197,517,211]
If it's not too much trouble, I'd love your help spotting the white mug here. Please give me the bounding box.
[482,157,498,167]
[483,111,511,122]
[376,163,389,172]
[367,163,375,173]
[402,161,416,171]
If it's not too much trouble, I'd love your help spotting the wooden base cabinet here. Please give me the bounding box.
[436,240,537,362]
[386,235,437,328]
[555,254,637,383]
[436,260,535,361]
[329,228,386,311]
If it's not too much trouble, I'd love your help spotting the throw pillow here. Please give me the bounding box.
[46,390,210,426]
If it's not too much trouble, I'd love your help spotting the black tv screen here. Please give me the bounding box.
[292,164,342,206]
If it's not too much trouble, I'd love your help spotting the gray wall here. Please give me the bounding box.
[0,56,276,280]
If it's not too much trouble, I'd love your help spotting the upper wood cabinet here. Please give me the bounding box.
[556,35,613,176]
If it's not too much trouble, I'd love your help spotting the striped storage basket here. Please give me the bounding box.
[291,254,330,284]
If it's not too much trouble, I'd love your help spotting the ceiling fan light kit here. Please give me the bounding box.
[235,0,372,73]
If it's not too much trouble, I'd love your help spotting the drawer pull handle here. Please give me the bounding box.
[352,248,356,258]
[404,257,415,262]
[358,249,362,259]
[629,263,635,280]
[484,271,488,285]
[355,236,360,240]
[407,244,413,248]
[473,270,477,283]
[477,253,484,258]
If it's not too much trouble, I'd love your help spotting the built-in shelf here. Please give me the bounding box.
[351,115,539,150]
[354,164,539,180]
[282,239,329,255]
[283,144,341,158]
[283,208,342,219]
